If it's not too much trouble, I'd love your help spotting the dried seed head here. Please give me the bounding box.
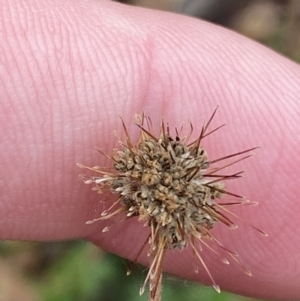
[78,109,266,301]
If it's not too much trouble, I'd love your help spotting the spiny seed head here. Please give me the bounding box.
[111,124,224,250]
[78,109,266,301]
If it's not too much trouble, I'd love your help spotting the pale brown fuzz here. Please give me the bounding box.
[78,109,267,301]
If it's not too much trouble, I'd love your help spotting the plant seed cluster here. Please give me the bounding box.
[78,111,265,301]
[110,126,224,250]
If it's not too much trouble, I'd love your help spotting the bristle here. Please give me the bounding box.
[213,285,221,293]
[216,203,267,236]
[101,210,108,216]
[139,286,145,296]
[191,240,219,293]
[102,226,110,232]
[126,269,132,276]
[85,219,98,225]
[245,269,253,276]
[202,124,226,139]
[222,258,230,265]
[210,147,258,164]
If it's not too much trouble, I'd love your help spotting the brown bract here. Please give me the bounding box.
[78,109,266,301]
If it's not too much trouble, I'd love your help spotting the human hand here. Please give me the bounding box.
[1,0,299,299]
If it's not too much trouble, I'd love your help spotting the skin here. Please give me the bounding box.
[1,0,300,299]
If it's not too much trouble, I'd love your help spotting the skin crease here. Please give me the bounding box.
[0,0,300,299]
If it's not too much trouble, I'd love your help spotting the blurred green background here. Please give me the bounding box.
[0,241,259,301]
[1,1,299,301]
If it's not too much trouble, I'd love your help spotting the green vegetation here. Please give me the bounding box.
[0,241,260,301]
